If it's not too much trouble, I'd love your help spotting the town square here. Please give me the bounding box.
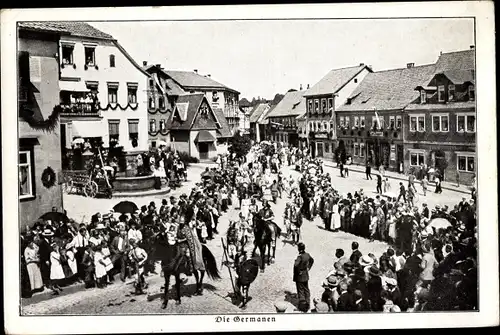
[13,16,484,318]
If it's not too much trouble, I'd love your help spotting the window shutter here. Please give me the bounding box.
[29,56,41,82]
[108,120,120,135]
[128,119,139,134]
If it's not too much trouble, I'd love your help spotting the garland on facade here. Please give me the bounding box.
[97,102,139,111]
[41,166,57,188]
[20,105,62,133]
[148,128,169,137]
[148,108,171,115]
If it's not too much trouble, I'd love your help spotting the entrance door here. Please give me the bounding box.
[317,142,324,157]
[199,142,209,160]
[397,144,404,173]
[309,141,316,158]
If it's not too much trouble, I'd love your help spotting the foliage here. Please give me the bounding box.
[20,105,62,133]
[228,130,252,158]
[177,151,199,166]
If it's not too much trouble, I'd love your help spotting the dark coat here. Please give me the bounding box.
[337,291,355,311]
[293,252,314,282]
[109,236,130,262]
[350,249,362,264]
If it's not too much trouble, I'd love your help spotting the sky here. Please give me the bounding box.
[91,19,474,101]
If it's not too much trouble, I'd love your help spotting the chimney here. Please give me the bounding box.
[207,74,211,78]
[440,51,443,55]
[470,45,475,50]
[300,84,303,90]
[155,64,161,68]
[143,61,148,66]
[359,63,365,66]
[307,84,310,89]
[194,69,198,74]
[407,63,415,68]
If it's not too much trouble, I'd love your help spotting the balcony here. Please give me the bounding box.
[224,105,240,118]
[59,102,101,117]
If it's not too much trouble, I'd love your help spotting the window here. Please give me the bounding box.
[360,143,365,157]
[360,116,365,128]
[438,85,445,102]
[448,85,455,101]
[200,104,209,116]
[149,97,155,109]
[85,47,95,66]
[128,119,139,146]
[160,119,166,132]
[457,114,475,133]
[328,98,333,112]
[149,79,155,89]
[329,121,334,132]
[212,91,219,103]
[339,116,345,126]
[150,120,156,133]
[108,120,120,144]
[308,100,313,113]
[127,84,137,104]
[309,122,313,131]
[468,85,475,101]
[396,116,402,129]
[410,115,425,132]
[107,85,118,104]
[457,154,475,172]
[432,114,449,132]
[354,116,359,127]
[345,116,350,128]
[321,99,327,113]
[61,45,74,65]
[410,151,425,166]
[371,116,377,130]
[420,90,426,104]
[354,78,358,83]
[354,143,359,156]
[389,116,395,129]
[314,100,319,113]
[19,150,34,199]
[324,143,330,153]
[159,96,165,109]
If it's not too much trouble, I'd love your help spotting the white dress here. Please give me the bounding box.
[241,198,251,219]
[331,204,341,230]
[94,251,107,279]
[50,251,65,280]
[66,249,78,275]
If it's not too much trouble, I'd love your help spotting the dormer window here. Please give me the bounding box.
[420,90,427,104]
[468,85,475,101]
[438,85,445,102]
[314,99,319,113]
[448,85,455,101]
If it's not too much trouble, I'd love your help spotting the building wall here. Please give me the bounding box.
[59,37,149,152]
[147,72,176,147]
[169,130,190,155]
[19,36,63,230]
[334,68,371,109]
[189,130,218,159]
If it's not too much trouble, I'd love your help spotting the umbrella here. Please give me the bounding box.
[113,200,139,214]
[39,211,69,223]
[72,138,84,145]
[429,218,452,230]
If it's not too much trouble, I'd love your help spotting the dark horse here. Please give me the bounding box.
[151,231,221,309]
[251,213,281,272]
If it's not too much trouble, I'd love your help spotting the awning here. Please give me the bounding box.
[194,130,215,143]
[71,120,106,138]
[59,80,90,93]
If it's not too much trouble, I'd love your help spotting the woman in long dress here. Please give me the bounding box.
[93,245,108,288]
[50,244,65,291]
[24,239,44,293]
[331,201,341,232]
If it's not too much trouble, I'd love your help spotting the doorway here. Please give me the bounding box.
[198,142,209,160]
[397,144,404,173]
[316,141,324,157]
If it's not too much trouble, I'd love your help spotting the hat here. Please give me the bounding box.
[274,301,289,313]
[343,261,355,272]
[364,265,381,277]
[323,275,339,288]
[102,214,111,220]
[95,223,106,230]
[42,228,54,237]
[386,278,398,287]
[359,255,374,267]
[116,222,126,230]
[335,269,347,277]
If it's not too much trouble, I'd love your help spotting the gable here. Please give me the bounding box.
[191,100,219,130]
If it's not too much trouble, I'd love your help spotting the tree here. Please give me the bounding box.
[228,130,252,158]
[271,93,285,105]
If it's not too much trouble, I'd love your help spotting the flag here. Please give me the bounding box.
[375,110,381,129]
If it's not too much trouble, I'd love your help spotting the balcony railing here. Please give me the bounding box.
[224,105,240,118]
[59,102,100,117]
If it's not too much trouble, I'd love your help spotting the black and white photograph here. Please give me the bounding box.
[1,3,498,333]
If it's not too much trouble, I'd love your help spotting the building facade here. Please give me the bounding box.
[248,102,272,142]
[405,49,476,184]
[304,64,372,159]
[264,90,306,147]
[164,70,240,135]
[337,63,436,171]
[18,26,63,229]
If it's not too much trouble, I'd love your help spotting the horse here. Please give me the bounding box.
[251,213,281,272]
[151,231,221,309]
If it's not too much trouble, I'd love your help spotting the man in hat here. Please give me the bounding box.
[39,228,54,288]
[159,199,169,218]
[110,229,130,282]
[293,242,314,312]
[422,203,430,220]
[319,275,338,311]
[336,281,354,311]
[365,265,383,311]
[386,277,401,308]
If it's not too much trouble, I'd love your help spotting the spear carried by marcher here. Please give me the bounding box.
[221,237,237,297]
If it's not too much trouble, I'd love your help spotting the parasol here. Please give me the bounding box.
[39,211,69,223]
[428,218,452,230]
[113,200,139,214]
[72,138,85,145]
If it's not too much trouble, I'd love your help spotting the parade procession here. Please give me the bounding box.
[13,18,484,317]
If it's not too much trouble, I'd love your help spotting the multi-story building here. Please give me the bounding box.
[24,22,151,161]
[18,23,63,229]
[304,64,372,159]
[248,102,272,142]
[337,63,436,172]
[405,48,475,184]
[264,89,306,147]
[164,70,240,135]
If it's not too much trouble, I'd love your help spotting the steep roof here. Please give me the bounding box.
[167,94,205,130]
[434,49,475,72]
[439,69,475,85]
[304,65,371,97]
[248,103,270,123]
[213,108,233,138]
[165,70,239,94]
[265,90,306,118]
[338,64,436,112]
[18,21,114,40]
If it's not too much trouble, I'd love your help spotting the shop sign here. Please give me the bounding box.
[390,144,396,161]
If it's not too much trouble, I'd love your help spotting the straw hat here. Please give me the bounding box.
[95,223,106,230]
[42,228,54,237]
[359,255,374,267]
[322,275,339,288]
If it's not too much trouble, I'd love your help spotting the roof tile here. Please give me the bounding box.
[18,21,114,40]
[165,70,239,94]
[265,90,307,118]
[304,65,369,97]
